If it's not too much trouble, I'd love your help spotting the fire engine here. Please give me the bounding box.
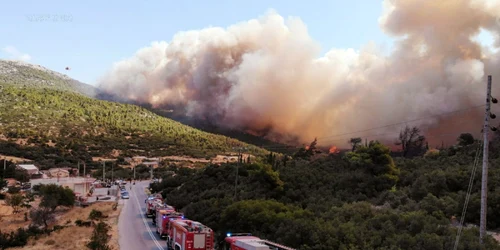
[166,219,215,250]
[152,203,175,225]
[145,194,163,217]
[155,207,184,237]
[222,233,296,250]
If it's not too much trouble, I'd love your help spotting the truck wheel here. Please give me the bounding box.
[166,238,172,250]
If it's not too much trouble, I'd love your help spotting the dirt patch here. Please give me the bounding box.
[11,202,121,250]
[161,155,211,163]
[108,203,121,250]
[0,201,14,216]
[19,226,92,250]
[0,201,31,233]
[0,154,32,163]
[92,157,117,162]
[45,140,56,147]
[15,138,29,145]
[111,149,122,157]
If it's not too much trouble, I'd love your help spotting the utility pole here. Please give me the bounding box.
[77,161,80,178]
[3,157,6,178]
[83,162,87,196]
[102,161,105,182]
[233,147,246,201]
[150,164,153,181]
[133,165,136,180]
[111,162,114,183]
[480,75,496,244]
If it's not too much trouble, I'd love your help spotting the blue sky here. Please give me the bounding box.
[0,0,410,85]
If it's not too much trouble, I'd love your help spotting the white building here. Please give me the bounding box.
[30,177,96,196]
[16,164,39,175]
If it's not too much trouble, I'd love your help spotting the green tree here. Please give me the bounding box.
[37,184,75,211]
[395,125,426,157]
[86,222,111,250]
[457,133,475,146]
[349,137,362,151]
[88,209,104,221]
[29,206,55,228]
[293,138,318,159]
[346,141,400,192]
[5,194,24,213]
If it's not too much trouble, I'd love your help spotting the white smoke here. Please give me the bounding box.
[98,0,500,146]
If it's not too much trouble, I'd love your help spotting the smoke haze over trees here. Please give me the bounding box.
[98,0,500,147]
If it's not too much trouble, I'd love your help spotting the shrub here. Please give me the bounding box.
[89,209,104,220]
[45,239,56,245]
[86,222,111,250]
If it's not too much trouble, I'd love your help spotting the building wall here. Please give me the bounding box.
[50,172,69,178]
[30,177,94,194]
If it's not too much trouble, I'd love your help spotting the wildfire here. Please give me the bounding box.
[305,145,310,150]
[329,146,339,154]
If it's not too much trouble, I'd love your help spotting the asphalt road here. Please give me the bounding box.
[118,180,166,250]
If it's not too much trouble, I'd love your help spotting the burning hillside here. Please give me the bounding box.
[329,146,339,154]
[98,0,500,147]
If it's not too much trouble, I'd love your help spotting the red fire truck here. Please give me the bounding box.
[152,203,175,225]
[145,195,163,218]
[223,233,296,250]
[156,208,184,237]
[166,219,215,250]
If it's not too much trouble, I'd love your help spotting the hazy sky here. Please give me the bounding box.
[0,0,397,85]
[1,0,495,86]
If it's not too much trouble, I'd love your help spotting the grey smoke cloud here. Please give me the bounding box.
[98,0,500,147]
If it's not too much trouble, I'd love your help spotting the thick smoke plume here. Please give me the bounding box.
[98,0,500,147]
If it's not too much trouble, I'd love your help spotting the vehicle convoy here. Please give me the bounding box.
[166,219,215,250]
[143,193,295,250]
[222,233,296,250]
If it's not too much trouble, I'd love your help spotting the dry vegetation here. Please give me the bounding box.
[8,202,121,250]
[0,154,32,163]
[0,198,39,232]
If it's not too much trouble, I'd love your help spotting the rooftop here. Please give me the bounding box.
[30,177,96,185]
[48,168,70,173]
[173,219,212,233]
[234,239,270,250]
[17,164,38,170]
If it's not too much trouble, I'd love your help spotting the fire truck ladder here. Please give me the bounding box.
[262,240,296,250]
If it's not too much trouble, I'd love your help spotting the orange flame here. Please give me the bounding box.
[305,145,310,150]
[329,146,339,154]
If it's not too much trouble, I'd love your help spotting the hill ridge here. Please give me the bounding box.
[0,59,98,97]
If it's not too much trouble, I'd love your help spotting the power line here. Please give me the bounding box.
[264,130,482,152]
[454,142,482,250]
[261,115,485,152]
[316,104,485,140]
[318,116,480,145]
[261,116,480,150]
[258,103,488,150]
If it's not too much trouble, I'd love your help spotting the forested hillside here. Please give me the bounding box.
[151,139,500,250]
[0,86,268,168]
[0,59,97,97]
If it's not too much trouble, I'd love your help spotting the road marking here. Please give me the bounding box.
[132,184,164,250]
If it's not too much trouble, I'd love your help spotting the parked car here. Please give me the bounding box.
[121,191,130,199]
